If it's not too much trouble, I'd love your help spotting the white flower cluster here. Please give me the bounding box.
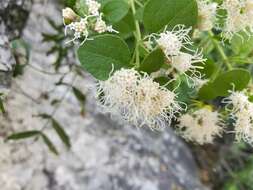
[65,18,89,44]
[146,25,206,87]
[195,0,253,39]
[178,107,223,144]
[97,68,182,130]
[86,0,101,16]
[221,0,253,39]
[63,0,117,44]
[197,0,218,31]
[224,90,253,144]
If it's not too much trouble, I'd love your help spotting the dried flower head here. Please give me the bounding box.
[97,68,182,130]
[178,107,223,144]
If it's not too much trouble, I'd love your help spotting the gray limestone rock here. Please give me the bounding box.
[0,0,32,92]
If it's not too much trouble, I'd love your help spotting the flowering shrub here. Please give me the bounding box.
[58,0,253,146]
[4,0,253,152]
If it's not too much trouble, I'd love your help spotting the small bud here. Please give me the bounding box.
[94,18,107,33]
[62,7,78,24]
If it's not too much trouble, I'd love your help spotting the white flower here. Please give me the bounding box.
[156,32,182,56]
[134,74,182,129]
[94,15,118,34]
[245,0,253,29]
[86,0,101,16]
[170,51,205,85]
[65,18,89,44]
[223,90,251,113]
[94,16,107,33]
[97,68,139,111]
[63,5,117,44]
[245,0,253,15]
[233,108,253,143]
[146,25,193,57]
[178,108,223,144]
[97,68,182,130]
[197,0,217,31]
[62,7,78,23]
[221,0,251,39]
[223,90,253,144]
[145,24,206,87]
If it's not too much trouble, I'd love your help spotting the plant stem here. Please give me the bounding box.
[130,0,142,67]
[208,31,233,71]
[134,0,143,7]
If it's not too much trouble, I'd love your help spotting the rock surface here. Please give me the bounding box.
[0,0,31,91]
[0,1,209,190]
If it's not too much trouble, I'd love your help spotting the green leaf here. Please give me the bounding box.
[231,31,253,58]
[36,113,52,119]
[212,69,251,97]
[174,76,193,103]
[78,34,131,80]
[102,0,129,23]
[198,82,217,100]
[11,39,30,57]
[199,36,215,55]
[198,69,251,100]
[13,63,26,77]
[7,131,40,140]
[0,97,5,113]
[51,119,71,148]
[223,183,238,190]
[65,0,76,7]
[72,87,86,104]
[113,11,135,39]
[11,39,30,77]
[154,77,171,86]
[143,0,198,32]
[139,48,165,74]
[229,56,253,64]
[135,7,144,22]
[197,59,218,79]
[41,133,59,155]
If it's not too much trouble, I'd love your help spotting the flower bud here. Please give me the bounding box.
[62,7,78,24]
[94,18,107,33]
